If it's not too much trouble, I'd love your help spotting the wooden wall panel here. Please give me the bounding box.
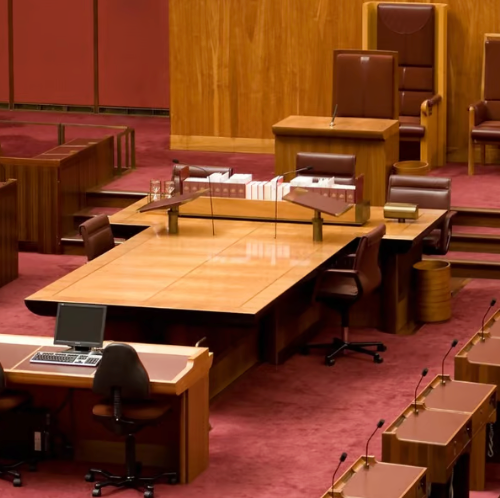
[0,0,9,103]
[170,0,500,161]
[0,180,18,287]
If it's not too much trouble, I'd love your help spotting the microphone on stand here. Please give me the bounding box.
[329,104,338,128]
[365,419,385,467]
[441,339,458,384]
[274,166,313,239]
[481,298,497,341]
[172,159,215,236]
[330,452,347,496]
[414,368,428,414]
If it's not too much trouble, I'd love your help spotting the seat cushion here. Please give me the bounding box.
[0,392,29,412]
[93,401,171,421]
[316,275,359,302]
[471,121,500,141]
[399,116,425,138]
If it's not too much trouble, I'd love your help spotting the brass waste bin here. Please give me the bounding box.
[394,160,430,176]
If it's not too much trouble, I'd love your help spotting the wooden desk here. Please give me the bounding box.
[382,405,471,497]
[0,334,212,484]
[272,116,399,206]
[417,374,496,491]
[0,137,114,254]
[0,179,18,287]
[320,456,427,498]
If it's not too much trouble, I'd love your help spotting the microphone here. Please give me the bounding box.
[414,368,428,414]
[330,452,347,495]
[441,339,458,384]
[365,419,384,467]
[330,104,338,128]
[172,159,215,236]
[274,166,313,238]
[481,298,497,341]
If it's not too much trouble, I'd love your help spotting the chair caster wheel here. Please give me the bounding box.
[85,473,95,482]
[374,354,383,364]
[325,357,335,367]
[168,476,178,485]
[377,345,387,352]
[92,488,101,497]
[300,346,310,356]
[13,478,22,487]
[144,490,154,498]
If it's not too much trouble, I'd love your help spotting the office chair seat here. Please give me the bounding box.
[0,392,29,412]
[316,278,359,300]
[93,401,171,421]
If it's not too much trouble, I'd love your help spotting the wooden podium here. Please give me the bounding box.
[272,116,399,206]
[417,374,496,491]
[321,456,426,498]
[382,405,471,498]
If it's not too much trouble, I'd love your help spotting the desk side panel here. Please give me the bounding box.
[0,180,18,286]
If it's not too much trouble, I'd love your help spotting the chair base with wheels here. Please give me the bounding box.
[0,461,22,487]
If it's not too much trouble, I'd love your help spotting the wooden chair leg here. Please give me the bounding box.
[468,139,475,175]
[481,144,486,166]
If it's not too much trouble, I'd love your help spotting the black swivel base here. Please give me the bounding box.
[85,435,177,498]
[0,459,34,487]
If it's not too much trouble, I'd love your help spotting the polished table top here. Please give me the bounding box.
[0,334,212,396]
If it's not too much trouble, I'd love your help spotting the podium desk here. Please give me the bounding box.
[417,375,496,491]
[272,116,399,206]
[0,334,213,484]
[320,456,426,498]
[0,179,18,287]
[382,405,471,497]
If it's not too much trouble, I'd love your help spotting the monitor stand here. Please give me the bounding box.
[66,346,91,354]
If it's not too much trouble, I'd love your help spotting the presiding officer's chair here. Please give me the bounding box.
[296,153,356,185]
[85,343,177,498]
[303,224,387,367]
[79,215,115,262]
[387,175,455,255]
[0,362,30,487]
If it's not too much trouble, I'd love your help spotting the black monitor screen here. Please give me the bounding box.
[54,303,107,349]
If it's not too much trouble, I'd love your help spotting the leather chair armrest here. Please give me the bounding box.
[421,94,442,117]
[469,101,487,126]
[439,210,456,254]
[332,253,356,269]
[313,268,362,301]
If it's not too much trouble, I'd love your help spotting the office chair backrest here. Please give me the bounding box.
[93,343,150,400]
[354,224,386,296]
[296,152,356,185]
[171,164,233,179]
[387,175,451,210]
[79,214,115,262]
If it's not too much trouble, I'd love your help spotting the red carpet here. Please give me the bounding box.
[0,254,499,497]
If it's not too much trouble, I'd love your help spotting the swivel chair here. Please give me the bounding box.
[0,362,30,486]
[85,343,177,498]
[79,215,115,262]
[296,153,356,186]
[303,224,387,366]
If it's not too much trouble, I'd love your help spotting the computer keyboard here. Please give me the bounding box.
[30,351,101,367]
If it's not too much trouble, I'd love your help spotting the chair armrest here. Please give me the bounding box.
[469,101,487,126]
[421,94,442,117]
[314,268,362,301]
[439,210,456,254]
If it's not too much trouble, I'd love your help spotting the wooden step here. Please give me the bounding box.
[450,233,500,254]
[424,257,500,280]
[452,206,500,228]
[85,188,146,208]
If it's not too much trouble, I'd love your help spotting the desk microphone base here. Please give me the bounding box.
[312,210,323,242]
[168,208,179,234]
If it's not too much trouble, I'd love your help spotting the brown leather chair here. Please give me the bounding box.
[171,161,233,194]
[333,49,399,120]
[469,35,500,175]
[85,343,177,498]
[363,2,448,168]
[0,363,30,487]
[387,175,455,255]
[303,224,387,367]
[296,153,356,186]
[79,215,115,262]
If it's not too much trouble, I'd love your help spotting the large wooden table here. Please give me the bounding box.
[0,334,212,484]
[0,179,18,287]
[272,116,399,206]
[26,198,446,395]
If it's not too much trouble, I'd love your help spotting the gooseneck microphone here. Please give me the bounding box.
[274,166,313,239]
[481,298,497,341]
[365,419,385,467]
[173,159,215,236]
[330,104,338,128]
[441,339,458,384]
[414,368,428,414]
[330,452,347,496]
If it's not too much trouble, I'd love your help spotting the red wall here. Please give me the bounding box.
[0,0,8,103]
[13,0,94,105]
[98,0,169,109]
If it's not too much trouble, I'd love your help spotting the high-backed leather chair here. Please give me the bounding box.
[333,49,399,120]
[469,34,500,175]
[296,153,356,186]
[303,224,387,367]
[171,162,233,194]
[85,343,177,498]
[387,175,454,255]
[0,363,29,487]
[79,215,115,262]
[363,2,448,168]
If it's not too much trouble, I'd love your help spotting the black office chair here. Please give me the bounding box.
[0,363,31,486]
[85,344,177,498]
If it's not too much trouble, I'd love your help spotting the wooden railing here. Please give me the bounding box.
[0,120,135,174]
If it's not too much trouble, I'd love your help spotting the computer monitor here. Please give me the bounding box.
[54,303,107,352]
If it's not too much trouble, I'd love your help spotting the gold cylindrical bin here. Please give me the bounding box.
[414,260,451,323]
[394,160,430,176]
